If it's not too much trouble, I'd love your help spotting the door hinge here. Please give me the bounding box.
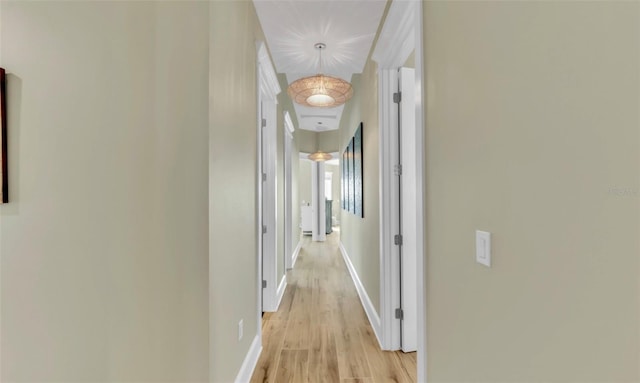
[262,225,267,234]
[261,118,267,128]
[393,92,401,104]
[395,308,404,320]
[394,234,403,246]
[394,164,402,176]
[262,280,267,288]
[262,172,267,182]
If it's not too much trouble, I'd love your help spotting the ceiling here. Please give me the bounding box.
[253,0,387,133]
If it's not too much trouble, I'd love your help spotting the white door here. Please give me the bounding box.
[311,161,326,241]
[284,122,293,269]
[398,67,417,352]
[260,102,266,312]
[261,99,277,312]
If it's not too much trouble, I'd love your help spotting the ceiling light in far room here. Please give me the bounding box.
[287,43,353,108]
[308,151,332,162]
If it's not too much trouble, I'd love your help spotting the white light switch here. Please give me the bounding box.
[476,230,491,267]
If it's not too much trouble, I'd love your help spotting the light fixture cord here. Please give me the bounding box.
[318,45,325,91]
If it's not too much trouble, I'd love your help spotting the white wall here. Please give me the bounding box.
[339,62,381,313]
[318,130,340,153]
[299,159,312,210]
[1,2,209,381]
[423,1,640,381]
[295,129,317,154]
[325,163,341,225]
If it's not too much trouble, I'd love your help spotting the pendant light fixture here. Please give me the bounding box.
[287,43,353,108]
[308,150,332,162]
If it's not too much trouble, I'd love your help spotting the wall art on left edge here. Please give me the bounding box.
[1,68,8,203]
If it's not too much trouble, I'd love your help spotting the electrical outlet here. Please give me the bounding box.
[238,319,244,341]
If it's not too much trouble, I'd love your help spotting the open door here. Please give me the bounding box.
[372,0,425,378]
[260,98,278,312]
[257,41,281,314]
[398,67,417,352]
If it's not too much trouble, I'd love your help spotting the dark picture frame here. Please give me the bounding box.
[346,139,353,213]
[341,122,364,218]
[0,68,7,203]
[341,149,346,210]
[354,123,363,218]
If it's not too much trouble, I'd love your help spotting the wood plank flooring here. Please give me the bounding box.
[251,230,416,383]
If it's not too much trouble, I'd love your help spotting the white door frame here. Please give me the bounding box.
[257,42,281,321]
[399,67,418,352]
[311,161,326,242]
[372,0,426,381]
[283,112,295,269]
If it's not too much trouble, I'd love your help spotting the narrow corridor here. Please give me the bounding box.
[251,230,416,383]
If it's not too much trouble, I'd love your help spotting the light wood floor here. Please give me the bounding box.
[251,229,417,383]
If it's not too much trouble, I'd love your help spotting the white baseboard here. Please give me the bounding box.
[339,242,383,348]
[234,335,261,383]
[276,275,287,308]
[291,240,302,268]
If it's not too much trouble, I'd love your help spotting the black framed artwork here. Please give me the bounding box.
[347,139,353,213]
[0,68,7,203]
[341,149,346,210]
[354,123,363,217]
[341,122,363,218]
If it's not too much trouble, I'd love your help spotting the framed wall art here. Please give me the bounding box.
[1,68,7,203]
[347,138,353,213]
[341,122,363,218]
[354,123,363,218]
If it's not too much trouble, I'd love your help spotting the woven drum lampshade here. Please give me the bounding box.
[287,74,353,108]
[308,151,333,162]
[287,43,353,108]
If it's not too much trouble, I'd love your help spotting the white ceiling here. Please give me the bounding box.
[253,0,387,132]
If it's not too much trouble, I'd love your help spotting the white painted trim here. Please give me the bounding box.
[311,161,319,241]
[257,41,281,314]
[413,2,427,380]
[311,161,326,242]
[284,111,295,136]
[262,98,278,313]
[255,44,265,342]
[276,275,287,308]
[257,43,281,100]
[291,240,302,268]
[371,0,417,69]
[377,68,401,351]
[284,112,293,270]
[399,67,417,352]
[339,243,383,348]
[372,0,427,380]
[234,335,262,383]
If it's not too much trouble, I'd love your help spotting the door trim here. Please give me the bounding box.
[257,42,281,324]
[284,112,295,269]
[377,68,401,351]
[311,161,326,242]
[372,0,427,381]
[399,67,417,352]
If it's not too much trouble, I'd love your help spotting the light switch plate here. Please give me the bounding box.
[476,230,491,267]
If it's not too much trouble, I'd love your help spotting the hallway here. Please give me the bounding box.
[251,231,416,383]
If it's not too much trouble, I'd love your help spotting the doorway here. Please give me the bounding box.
[397,66,418,352]
[372,0,426,380]
[284,112,295,270]
[257,42,281,316]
